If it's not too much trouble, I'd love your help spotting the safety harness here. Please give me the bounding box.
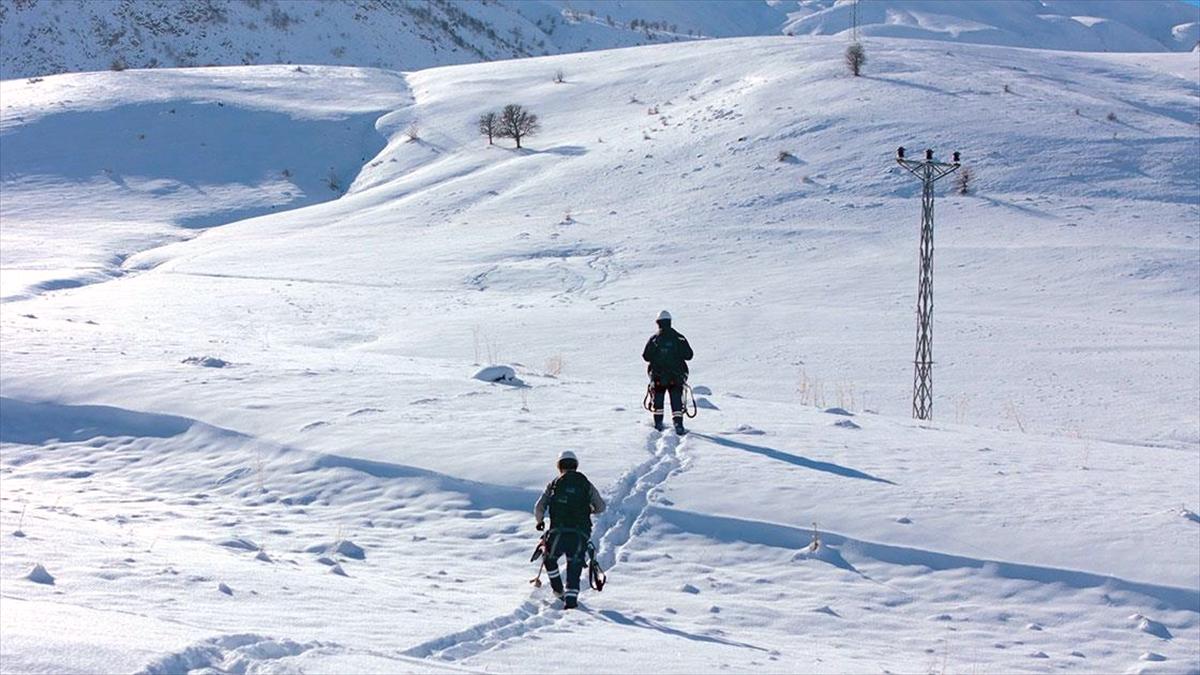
[528,528,606,592]
[642,382,698,419]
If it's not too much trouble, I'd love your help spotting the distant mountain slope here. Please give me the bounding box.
[1,0,1196,79]
[784,0,1200,52]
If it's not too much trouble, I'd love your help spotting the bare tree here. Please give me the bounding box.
[498,104,539,149]
[954,165,973,195]
[845,42,866,77]
[477,111,499,145]
[553,69,565,84]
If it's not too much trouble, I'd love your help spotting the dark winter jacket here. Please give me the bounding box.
[534,471,606,532]
[642,326,693,384]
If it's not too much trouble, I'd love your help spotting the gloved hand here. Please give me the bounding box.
[536,521,545,531]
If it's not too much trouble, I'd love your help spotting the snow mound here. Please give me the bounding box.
[26,563,54,585]
[332,540,366,560]
[218,537,260,551]
[217,582,233,596]
[1129,613,1173,640]
[691,385,713,395]
[182,356,230,369]
[472,365,526,387]
[307,539,366,560]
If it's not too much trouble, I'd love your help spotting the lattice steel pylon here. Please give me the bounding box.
[850,0,860,43]
[895,147,960,421]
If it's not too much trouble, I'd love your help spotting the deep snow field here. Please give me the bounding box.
[1,35,1198,674]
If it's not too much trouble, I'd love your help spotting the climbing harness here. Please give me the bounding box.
[642,382,698,419]
[529,530,606,592]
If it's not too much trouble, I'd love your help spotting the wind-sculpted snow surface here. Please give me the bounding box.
[784,0,1200,52]
[0,33,1198,674]
[0,66,408,301]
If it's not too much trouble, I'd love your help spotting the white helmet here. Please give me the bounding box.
[657,310,672,322]
[557,450,578,462]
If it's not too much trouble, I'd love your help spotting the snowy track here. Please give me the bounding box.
[401,431,689,663]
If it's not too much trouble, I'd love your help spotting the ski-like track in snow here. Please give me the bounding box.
[399,431,687,663]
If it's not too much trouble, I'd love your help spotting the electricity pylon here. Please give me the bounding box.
[895,147,960,421]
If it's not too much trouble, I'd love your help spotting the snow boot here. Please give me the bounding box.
[653,414,664,431]
[564,595,578,610]
[674,420,687,435]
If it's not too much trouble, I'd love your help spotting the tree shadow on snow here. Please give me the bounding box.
[694,433,896,485]
[514,145,588,157]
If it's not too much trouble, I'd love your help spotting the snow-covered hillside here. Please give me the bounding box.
[786,0,1200,52]
[1,32,1198,674]
[2,0,1197,79]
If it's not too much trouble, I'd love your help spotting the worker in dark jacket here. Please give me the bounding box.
[534,450,606,609]
[642,310,694,434]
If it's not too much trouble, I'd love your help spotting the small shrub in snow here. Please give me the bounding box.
[954,165,973,195]
[778,150,796,163]
[1003,83,1012,94]
[544,354,564,377]
[1106,111,1118,122]
[553,69,565,83]
[110,57,127,71]
[325,168,341,192]
[845,43,866,77]
[647,105,659,115]
[25,77,43,84]
[477,111,499,145]
[405,122,420,142]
